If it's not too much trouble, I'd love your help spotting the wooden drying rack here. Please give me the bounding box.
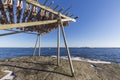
[0,0,78,77]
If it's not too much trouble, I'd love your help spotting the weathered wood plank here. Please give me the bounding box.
[0,18,72,30]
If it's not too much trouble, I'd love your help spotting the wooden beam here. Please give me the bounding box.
[33,35,39,56]
[38,34,41,56]
[0,31,24,36]
[0,19,72,30]
[57,24,60,66]
[59,13,75,76]
[5,29,37,35]
[53,5,59,10]
[48,1,54,7]
[23,0,76,22]
[43,0,48,5]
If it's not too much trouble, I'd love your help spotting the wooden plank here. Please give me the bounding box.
[23,0,76,22]
[0,19,72,30]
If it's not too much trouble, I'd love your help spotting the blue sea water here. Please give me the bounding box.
[0,48,120,63]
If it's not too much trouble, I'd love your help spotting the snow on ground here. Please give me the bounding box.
[0,70,15,80]
[51,55,111,64]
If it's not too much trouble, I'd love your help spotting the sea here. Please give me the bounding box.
[0,48,120,63]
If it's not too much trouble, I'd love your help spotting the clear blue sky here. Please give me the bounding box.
[0,0,120,47]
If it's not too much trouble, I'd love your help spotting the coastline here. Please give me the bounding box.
[51,55,112,64]
[0,48,120,63]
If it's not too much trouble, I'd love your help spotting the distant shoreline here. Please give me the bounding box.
[1,47,120,48]
[0,48,120,63]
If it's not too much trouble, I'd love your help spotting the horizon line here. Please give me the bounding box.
[1,47,120,48]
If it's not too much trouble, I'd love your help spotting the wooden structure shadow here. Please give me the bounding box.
[0,63,73,77]
[0,0,78,77]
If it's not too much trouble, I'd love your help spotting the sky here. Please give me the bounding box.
[0,0,120,47]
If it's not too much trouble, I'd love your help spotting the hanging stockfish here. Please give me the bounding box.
[0,0,9,24]
[22,3,30,22]
[8,0,14,23]
[16,0,23,23]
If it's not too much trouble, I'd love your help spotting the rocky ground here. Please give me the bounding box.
[0,56,120,80]
[0,70,7,78]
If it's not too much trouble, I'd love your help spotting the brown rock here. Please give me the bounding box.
[0,56,120,80]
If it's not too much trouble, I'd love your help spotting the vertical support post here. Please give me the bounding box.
[57,24,60,66]
[58,13,75,76]
[38,34,41,56]
[33,35,39,56]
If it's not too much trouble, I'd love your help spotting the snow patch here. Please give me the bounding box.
[51,55,111,64]
[0,70,15,80]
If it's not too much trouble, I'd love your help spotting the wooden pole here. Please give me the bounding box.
[38,34,41,56]
[57,24,60,66]
[33,35,39,56]
[59,13,75,77]
[0,31,24,36]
